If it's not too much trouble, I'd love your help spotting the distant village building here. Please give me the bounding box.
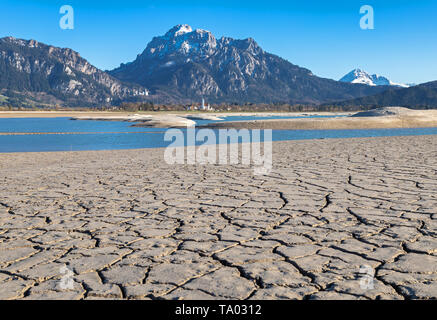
[199,98,213,111]
[184,99,214,111]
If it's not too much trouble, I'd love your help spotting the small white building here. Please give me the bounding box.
[133,89,149,96]
[200,98,213,111]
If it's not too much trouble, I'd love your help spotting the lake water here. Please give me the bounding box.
[1,116,437,153]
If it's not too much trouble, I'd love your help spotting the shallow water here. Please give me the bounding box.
[0,116,437,153]
[0,117,151,133]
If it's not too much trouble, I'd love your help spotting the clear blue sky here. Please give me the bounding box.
[1,0,436,84]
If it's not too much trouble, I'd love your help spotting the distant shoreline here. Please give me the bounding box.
[2,110,437,130]
[200,117,437,130]
[0,110,352,119]
[200,109,437,130]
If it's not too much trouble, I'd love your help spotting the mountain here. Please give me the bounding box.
[109,24,390,105]
[0,37,149,107]
[340,69,410,88]
[327,81,437,109]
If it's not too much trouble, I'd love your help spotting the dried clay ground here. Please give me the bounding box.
[0,136,436,300]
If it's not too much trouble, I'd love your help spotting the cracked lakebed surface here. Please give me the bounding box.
[0,135,436,300]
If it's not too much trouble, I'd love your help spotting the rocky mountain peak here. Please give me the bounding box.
[140,25,218,62]
[138,26,269,64]
[218,37,263,55]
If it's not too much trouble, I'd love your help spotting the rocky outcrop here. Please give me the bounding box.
[0,37,149,107]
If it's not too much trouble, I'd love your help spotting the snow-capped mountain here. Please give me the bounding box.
[141,24,218,60]
[109,25,388,104]
[340,69,410,88]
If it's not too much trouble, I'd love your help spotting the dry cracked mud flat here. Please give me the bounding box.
[0,136,436,300]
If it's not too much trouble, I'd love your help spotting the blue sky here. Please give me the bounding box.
[0,0,436,84]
